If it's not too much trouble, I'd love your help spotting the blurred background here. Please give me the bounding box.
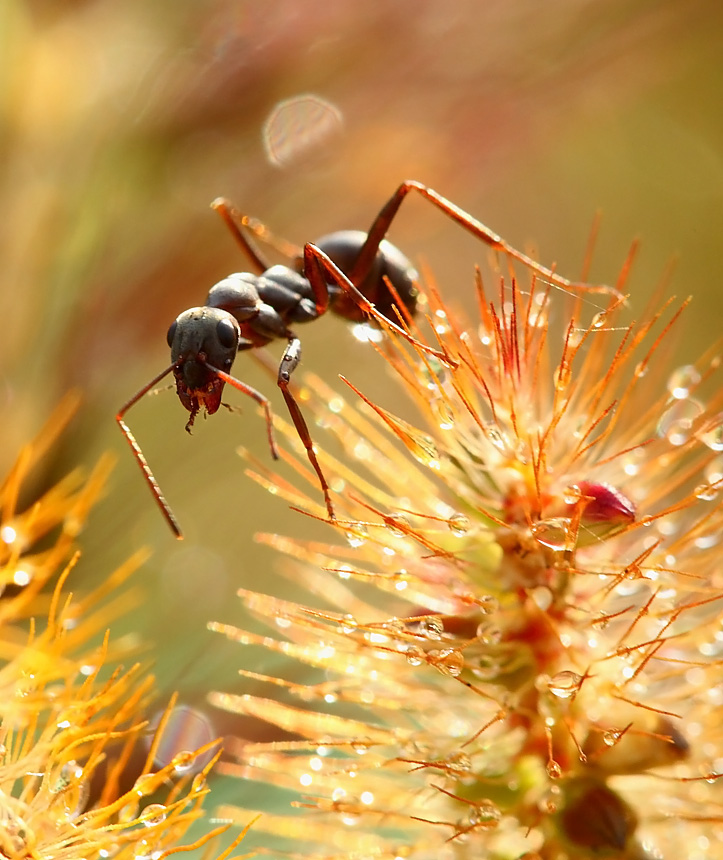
[2,0,723,838]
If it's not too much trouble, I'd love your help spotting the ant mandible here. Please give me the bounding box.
[117,180,618,539]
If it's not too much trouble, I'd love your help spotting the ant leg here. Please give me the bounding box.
[202,362,280,461]
[211,198,301,274]
[304,243,456,366]
[116,363,183,539]
[348,180,620,299]
[277,337,335,520]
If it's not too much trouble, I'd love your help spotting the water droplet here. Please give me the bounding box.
[485,425,506,450]
[447,751,472,773]
[591,311,607,329]
[435,400,455,430]
[695,483,719,502]
[0,525,16,544]
[351,740,369,755]
[385,513,410,537]
[12,568,31,587]
[705,456,723,484]
[476,620,502,644]
[142,804,167,827]
[447,512,470,535]
[698,414,723,451]
[419,616,444,640]
[538,786,561,813]
[546,671,583,699]
[658,398,705,445]
[478,595,499,615]
[406,646,424,666]
[546,760,563,779]
[171,751,196,775]
[377,406,441,468]
[530,518,572,551]
[133,774,158,797]
[468,799,501,828]
[345,523,368,547]
[340,614,359,634]
[563,484,582,505]
[603,728,623,747]
[431,648,465,677]
[667,364,701,399]
[529,586,553,611]
[634,361,648,378]
[553,362,571,391]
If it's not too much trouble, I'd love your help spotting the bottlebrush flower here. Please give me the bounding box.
[0,396,250,860]
[210,244,723,859]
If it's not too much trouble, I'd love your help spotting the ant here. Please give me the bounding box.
[117,180,618,539]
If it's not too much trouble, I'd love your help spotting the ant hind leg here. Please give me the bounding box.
[303,243,456,366]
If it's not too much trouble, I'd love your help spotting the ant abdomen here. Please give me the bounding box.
[310,230,419,324]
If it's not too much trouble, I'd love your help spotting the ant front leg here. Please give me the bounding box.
[201,362,280,461]
[116,362,183,539]
[303,243,456,366]
[277,336,335,520]
[348,180,621,300]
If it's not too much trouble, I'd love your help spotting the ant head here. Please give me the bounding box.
[167,307,240,415]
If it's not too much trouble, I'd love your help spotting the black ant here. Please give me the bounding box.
[117,180,618,539]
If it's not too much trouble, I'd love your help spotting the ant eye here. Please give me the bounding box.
[216,317,238,349]
[166,321,177,348]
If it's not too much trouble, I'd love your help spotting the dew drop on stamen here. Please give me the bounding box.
[563,484,582,505]
[418,616,444,640]
[340,614,359,634]
[406,646,424,666]
[698,414,723,451]
[385,513,410,536]
[478,594,499,615]
[530,586,553,611]
[345,524,368,547]
[591,311,607,329]
[485,425,506,450]
[447,751,472,773]
[705,456,723,484]
[142,804,167,827]
[538,787,561,814]
[468,799,501,827]
[434,400,455,430]
[530,518,572,551]
[634,361,648,378]
[546,760,563,779]
[657,399,704,446]
[695,484,719,502]
[546,671,583,699]
[476,620,502,644]
[603,728,623,747]
[447,512,470,535]
[431,648,465,677]
[667,364,701,399]
[0,525,16,544]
